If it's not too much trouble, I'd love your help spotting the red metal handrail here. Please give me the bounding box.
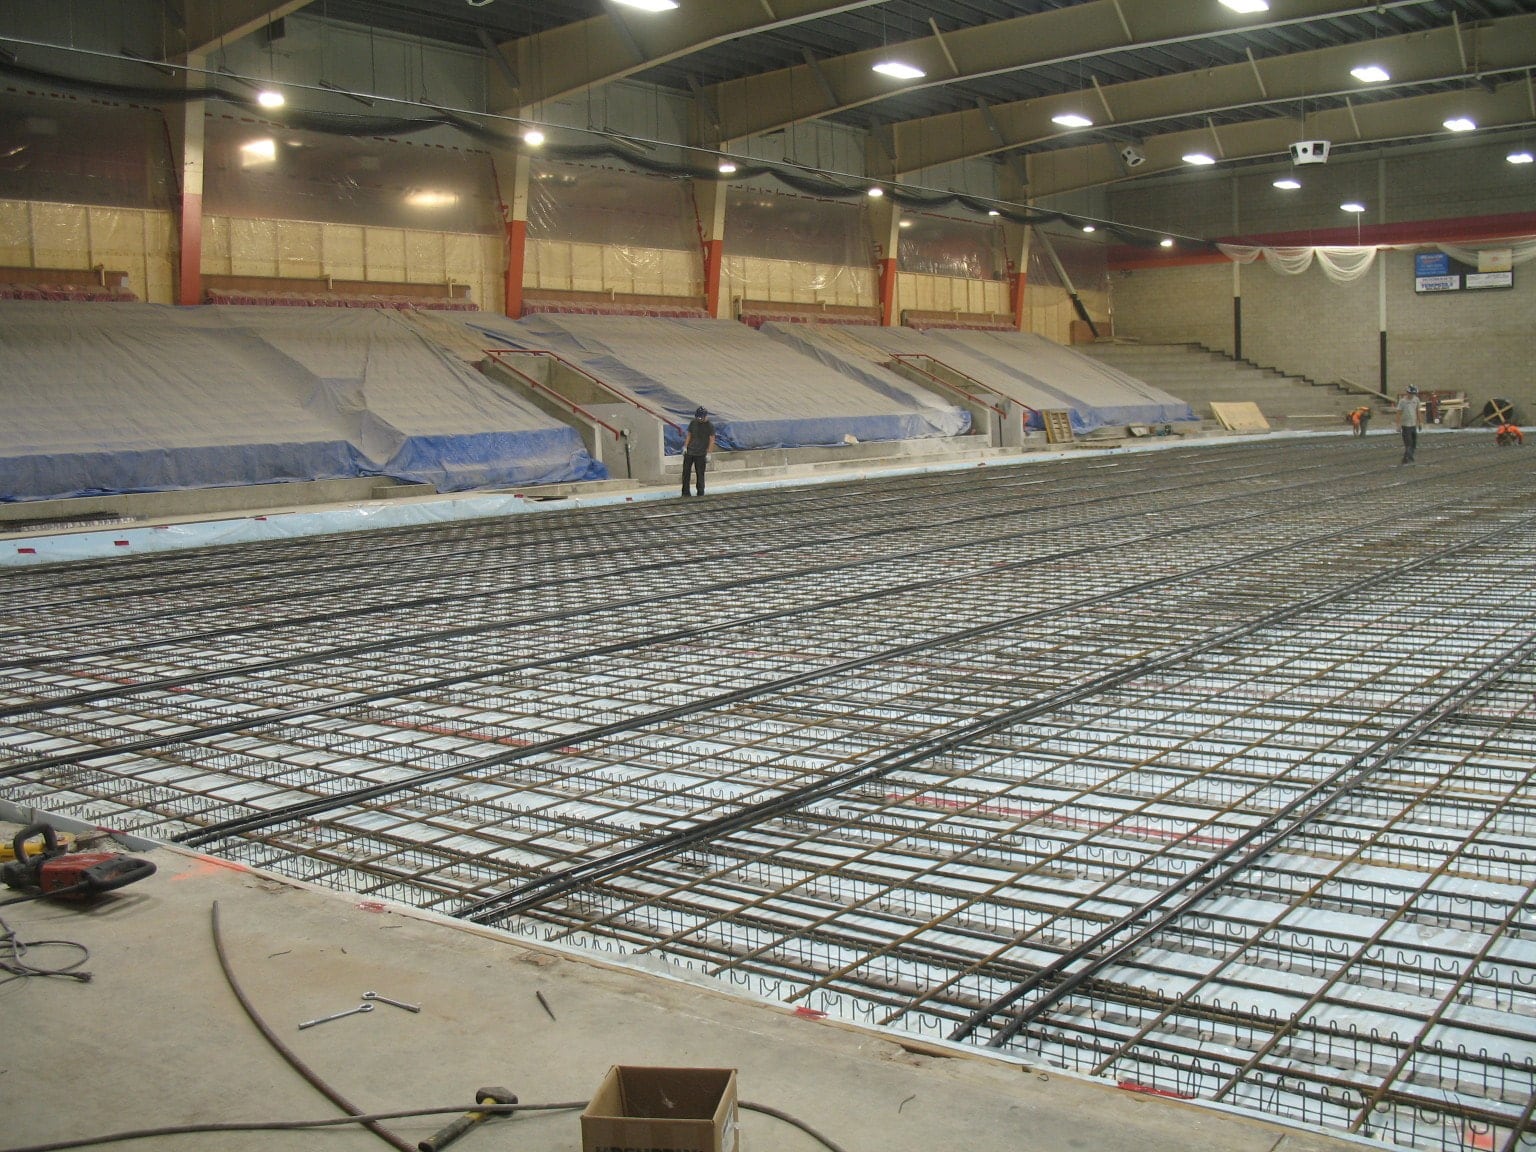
[484,351,627,442]
[889,353,1041,422]
[485,347,685,432]
[887,353,1009,418]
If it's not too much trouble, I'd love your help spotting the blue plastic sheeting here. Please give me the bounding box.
[466,313,970,452]
[796,325,1193,433]
[0,302,603,502]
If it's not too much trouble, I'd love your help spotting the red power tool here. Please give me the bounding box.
[1,824,157,900]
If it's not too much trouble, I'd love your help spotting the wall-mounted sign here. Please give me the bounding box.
[1415,250,1513,293]
[1415,253,1450,277]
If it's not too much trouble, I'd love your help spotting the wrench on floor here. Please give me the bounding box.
[363,990,421,1013]
[298,1002,374,1030]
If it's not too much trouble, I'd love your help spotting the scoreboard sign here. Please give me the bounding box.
[1415,249,1514,293]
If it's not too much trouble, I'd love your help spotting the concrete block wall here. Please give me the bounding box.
[1107,263,1232,351]
[1106,140,1536,420]
[1110,256,1536,419]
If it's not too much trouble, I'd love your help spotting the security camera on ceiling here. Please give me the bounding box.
[1120,145,1147,168]
[1289,140,1330,165]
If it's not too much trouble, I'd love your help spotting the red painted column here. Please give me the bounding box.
[702,237,725,318]
[173,69,206,307]
[177,191,203,306]
[878,257,899,327]
[504,218,527,319]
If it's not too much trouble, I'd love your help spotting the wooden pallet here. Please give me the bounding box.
[1042,410,1075,443]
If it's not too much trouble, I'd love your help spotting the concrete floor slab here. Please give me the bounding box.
[2,835,1377,1152]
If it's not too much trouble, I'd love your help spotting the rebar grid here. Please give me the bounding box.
[3,436,1536,1151]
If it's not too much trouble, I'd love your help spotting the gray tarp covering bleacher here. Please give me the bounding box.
[467,313,971,452]
[0,302,603,502]
[929,330,1196,428]
[767,324,1193,433]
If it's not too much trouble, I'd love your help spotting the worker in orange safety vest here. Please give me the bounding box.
[1495,423,1524,446]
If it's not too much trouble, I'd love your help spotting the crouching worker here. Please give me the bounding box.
[1495,423,1524,446]
[1348,406,1372,437]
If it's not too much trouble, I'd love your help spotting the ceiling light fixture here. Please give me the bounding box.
[522,128,545,146]
[987,209,1001,216]
[611,0,679,11]
[1508,150,1535,165]
[898,219,913,228]
[1051,113,1093,128]
[867,186,884,198]
[717,160,738,174]
[1219,0,1269,12]
[872,61,925,80]
[1443,117,1477,132]
[1273,177,1301,189]
[1350,64,1390,83]
[1182,152,1217,166]
[406,191,458,208]
[1082,224,1096,233]
[1159,238,1175,248]
[256,89,284,108]
[1340,201,1366,213]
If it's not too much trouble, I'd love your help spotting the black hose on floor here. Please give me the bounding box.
[209,899,416,1152]
[0,1096,850,1152]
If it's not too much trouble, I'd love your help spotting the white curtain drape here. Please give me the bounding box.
[1218,235,1536,282]
[1437,237,1536,267]
[1217,244,1377,283]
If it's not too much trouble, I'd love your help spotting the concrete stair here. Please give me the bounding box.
[1081,342,1373,429]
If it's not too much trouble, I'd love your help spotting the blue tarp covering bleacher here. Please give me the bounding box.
[769,324,1193,433]
[0,302,604,502]
[466,313,971,452]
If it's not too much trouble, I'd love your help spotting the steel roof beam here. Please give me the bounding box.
[488,0,883,116]
[1022,82,1536,200]
[179,0,316,59]
[708,0,1447,145]
[887,14,1536,178]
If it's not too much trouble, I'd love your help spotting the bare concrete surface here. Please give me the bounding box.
[1,836,1381,1152]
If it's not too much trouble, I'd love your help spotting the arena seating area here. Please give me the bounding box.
[0,282,138,302]
[2,283,1203,504]
[1,302,604,503]
[202,289,476,309]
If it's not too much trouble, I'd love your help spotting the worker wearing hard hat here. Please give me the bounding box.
[1395,386,1422,465]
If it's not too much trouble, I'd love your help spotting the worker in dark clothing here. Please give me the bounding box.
[681,406,716,497]
[1395,385,1421,465]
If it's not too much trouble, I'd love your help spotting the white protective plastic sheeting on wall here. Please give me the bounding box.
[723,190,876,305]
[0,302,603,501]
[468,312,971,452]
[898,212,1007,280]
[0,91,176,211]
[203,116,502,235]
[527,160,699,293]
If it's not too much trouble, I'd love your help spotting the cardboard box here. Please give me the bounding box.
[581,1065,739,1152]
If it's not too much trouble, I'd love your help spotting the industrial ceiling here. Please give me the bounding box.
[304,0,1536,191]
[5,1,1536,197]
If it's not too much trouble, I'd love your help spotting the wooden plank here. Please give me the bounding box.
[1210,401,1270,432]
